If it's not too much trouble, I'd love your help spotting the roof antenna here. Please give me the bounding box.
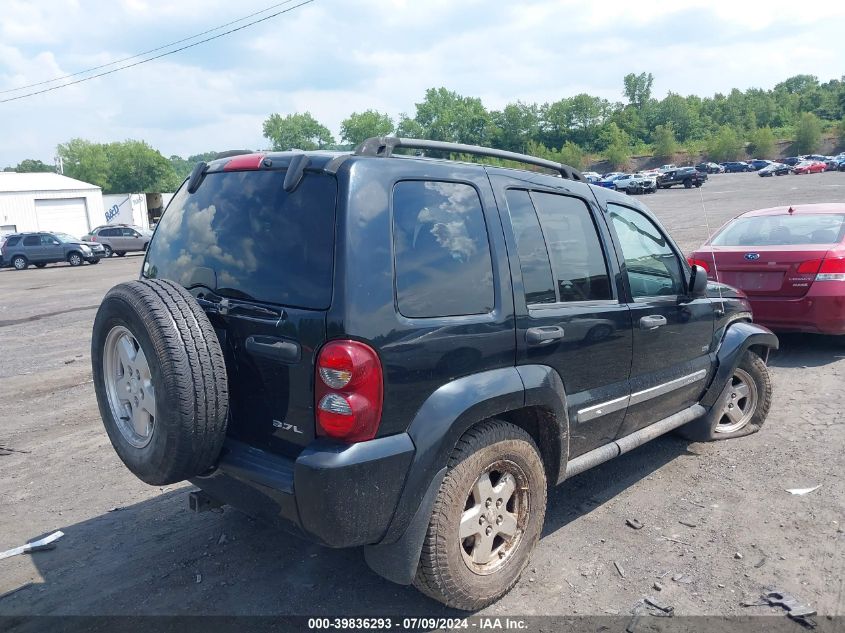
[698,184,725,316]
[788,206,795,214]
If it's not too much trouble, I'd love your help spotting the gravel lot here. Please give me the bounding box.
[0,172,843,619]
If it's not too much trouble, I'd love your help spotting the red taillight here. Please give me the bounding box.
[796,259,823,274]
[90,236,97,241]
[223,153,266,171]
[687,257,710,273]
[315,340,383,442]
[797,256,845,281]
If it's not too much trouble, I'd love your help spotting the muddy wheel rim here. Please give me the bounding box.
[459,459,529,575]
[715,367,757,434]
[103,326,156,448]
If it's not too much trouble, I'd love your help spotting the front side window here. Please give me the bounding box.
[393,181,494,318]
[531,192,612,302]
[609,204,684,298]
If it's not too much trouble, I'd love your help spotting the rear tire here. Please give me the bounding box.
[677,351,771,441]
[91,278,229,485]
[103,245,113,258]
[116,251,126,257]
[12,255,28,270]
[35,263,47,268]
[414,420,546,610]
[684,179,693,188]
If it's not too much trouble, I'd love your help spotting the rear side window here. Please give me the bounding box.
[23,235,40,246]
[144,171,337,309]
[5,236,21,247]
[531,192,613,302]
[392,181,494,318]
[505,190,555,305]
[711,214,845,246]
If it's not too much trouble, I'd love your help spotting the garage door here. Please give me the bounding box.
[35,198,90,239]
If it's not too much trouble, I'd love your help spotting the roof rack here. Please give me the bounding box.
[354,137,585,182]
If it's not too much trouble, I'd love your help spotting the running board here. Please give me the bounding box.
[564,404,706,479]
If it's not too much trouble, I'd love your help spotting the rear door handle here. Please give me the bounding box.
[526,326,565,346]
[639,315,668,330]
[245,335,301,363]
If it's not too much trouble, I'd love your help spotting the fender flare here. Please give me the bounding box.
[364,365,569,584]
[700,321,778,408]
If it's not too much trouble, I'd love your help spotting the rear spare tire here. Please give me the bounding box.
[91,278,229,485]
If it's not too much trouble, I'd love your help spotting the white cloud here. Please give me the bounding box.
[0,0,843,166]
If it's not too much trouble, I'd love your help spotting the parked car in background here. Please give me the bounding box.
[781,157,802,166]
[792,160,827,175]
[722,161,753,173]
[804,155,829,162]
[1,231,104,269]
[657,167,707,188]
[83,224,153,257]
[582,171,602,183]
[696,162,724,174]
[613,173,657,194]
[758,163,791,177]
[596,173,626,188]
[747,159,772,171]
[688,203,845,337]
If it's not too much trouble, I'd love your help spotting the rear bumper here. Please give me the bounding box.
[749,289,845,335]
[190,433,415,548]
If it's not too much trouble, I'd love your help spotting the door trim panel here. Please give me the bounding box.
[577,369,706,423]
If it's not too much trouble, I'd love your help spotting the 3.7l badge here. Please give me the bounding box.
[273,419,303,434]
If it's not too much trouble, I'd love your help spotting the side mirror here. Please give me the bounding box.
[52,240,60,245]
[689,264,708,298]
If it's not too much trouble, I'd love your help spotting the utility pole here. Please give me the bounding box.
[54,155,64,174]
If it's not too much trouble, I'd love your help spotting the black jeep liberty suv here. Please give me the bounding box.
[92,138,777,609]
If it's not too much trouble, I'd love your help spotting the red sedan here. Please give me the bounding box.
[792,160,827,175]
[688,203,845,336]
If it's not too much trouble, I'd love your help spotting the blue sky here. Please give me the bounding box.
[1,0,843,167]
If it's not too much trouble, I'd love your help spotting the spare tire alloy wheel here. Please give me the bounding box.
[103,326,156,448]
[92,279,229,485]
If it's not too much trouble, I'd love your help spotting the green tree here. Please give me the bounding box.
[57,139,177,193]
[652,124,677,160]
[106,140,179,193]
[748,127,776,158]
[600,123,630,169]
[623,72,654,109]
[340,110,394,145]
[4,158,54,173]
[794,112,822,153]
[838,115,845,150]
[557,141,585,170]
[706,126,743,161]
[395,114,426,139]
[490,102,540,153]
[56,139,111,189]
[169,151,220,181]
[411,87,491,145]
[262,112,335,151]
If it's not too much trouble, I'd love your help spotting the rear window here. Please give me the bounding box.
[712,214,845,246]
[144,170,337,309]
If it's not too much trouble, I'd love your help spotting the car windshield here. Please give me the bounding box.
[711,214,845,246]
[54,233,80,243]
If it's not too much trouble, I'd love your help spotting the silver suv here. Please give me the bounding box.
[84,225,152,257]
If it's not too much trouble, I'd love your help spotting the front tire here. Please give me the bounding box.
[414,420,546,610]
[116,251,126,257]
[677,350,772,441]
[67,252,83,267]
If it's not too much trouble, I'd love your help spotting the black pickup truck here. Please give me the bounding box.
[658,166,708,189]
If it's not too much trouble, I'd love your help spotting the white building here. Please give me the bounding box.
[0,172,105,238]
